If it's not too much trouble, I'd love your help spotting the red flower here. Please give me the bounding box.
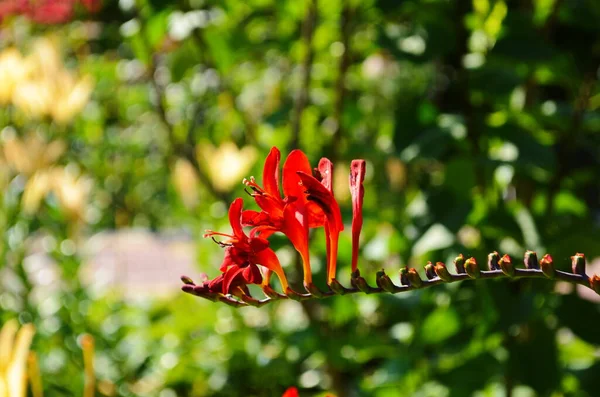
[349,160,366,273]
[243,147,325,285]
[203,198,289,294]
[296,158,344,284]
[0,0,100,24]
[27,0,74,24]
[183,146,368,300]
[282,387,299,397]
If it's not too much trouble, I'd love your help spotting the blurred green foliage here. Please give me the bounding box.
[1,0,600,396]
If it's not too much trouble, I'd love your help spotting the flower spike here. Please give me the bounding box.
[181,147,600,308]
[350,160,366,274]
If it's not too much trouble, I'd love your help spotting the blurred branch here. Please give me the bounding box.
[290,0,318,151]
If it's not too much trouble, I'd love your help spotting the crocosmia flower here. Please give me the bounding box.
[203,198,288,295]
[182,146,367,301]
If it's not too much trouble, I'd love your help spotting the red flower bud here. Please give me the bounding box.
[465,257,480,279]
[571,253,586,276]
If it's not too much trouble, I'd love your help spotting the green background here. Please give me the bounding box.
[1,0,600,395]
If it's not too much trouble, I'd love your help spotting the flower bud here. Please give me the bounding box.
[304,282,324,298]
[499,254,514,277]
[540,254,555,279]
[487,251,500,271]
[434,262,453,282]
[571,253,586,276]
[181,275,195,285]
[406,268,424,288]
[262,285,284,299]
[399,267,409,286]
[524,251,539,269]
[465,257,480,279]
[353,276,372,294]
[286,287,305,301]
[240,293,262,307]
[329,278,347,295]
[590,275,600,295]
[454,254,466,274]
[376,270,396,293]
[424,262,436,280]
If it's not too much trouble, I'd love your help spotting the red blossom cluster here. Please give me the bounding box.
[0,0,100,24]
[183,147,366,298]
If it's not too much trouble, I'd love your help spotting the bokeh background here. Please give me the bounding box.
[1,0,600,396]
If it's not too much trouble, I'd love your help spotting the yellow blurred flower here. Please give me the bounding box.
[51,167,93,221]
[172,158,200,209]
[51,75,94,124]
[0,49,30,105]
[22,170,52,215]
[21,166,93,220]
[0,320,35,397]
[0,36,93,124]
[197,141,257,192]
[2,133,65,175]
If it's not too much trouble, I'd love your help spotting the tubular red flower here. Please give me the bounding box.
[296,166,343,284]
[242,147,319,285]
[203,198,289,294]
[349,160,366,273]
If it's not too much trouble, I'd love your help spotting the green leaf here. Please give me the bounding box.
[421,307,461,344]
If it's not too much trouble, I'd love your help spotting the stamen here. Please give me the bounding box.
[203,230,234,239]
[243,176,267,193]
[211,237,231,247]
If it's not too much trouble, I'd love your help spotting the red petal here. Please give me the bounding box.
[253,195,284,218]
[254,247,283,274]
[318,158,334,193]
[249,237,269,252]
[207,274,224,293]
[282,150,312,199]
[305,202,326,228]
[228,198,246,240]
[219,247,237,272]
[242,264,263,285]
[263,147,281,197]
[241,210,271,227]
[249,225,278,239]
[350,160,366,272]
[296,172,343,232]
[281,203,312,284]
[222,266,246,294]
[282,387,299,397]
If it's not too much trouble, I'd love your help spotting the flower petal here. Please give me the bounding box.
[282,150,312,199]
[296,171,343,231]
[242,264,263,285]
[254,248,289,291]
[222,266,246,294]
[350,160,366,273]
[318,157,333,192]
[281,203,312,284]
[263,147,281,197]
[249,237,270,252]
[228,198,246,240]
[241,210,270,227]
[282,387,299,397]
